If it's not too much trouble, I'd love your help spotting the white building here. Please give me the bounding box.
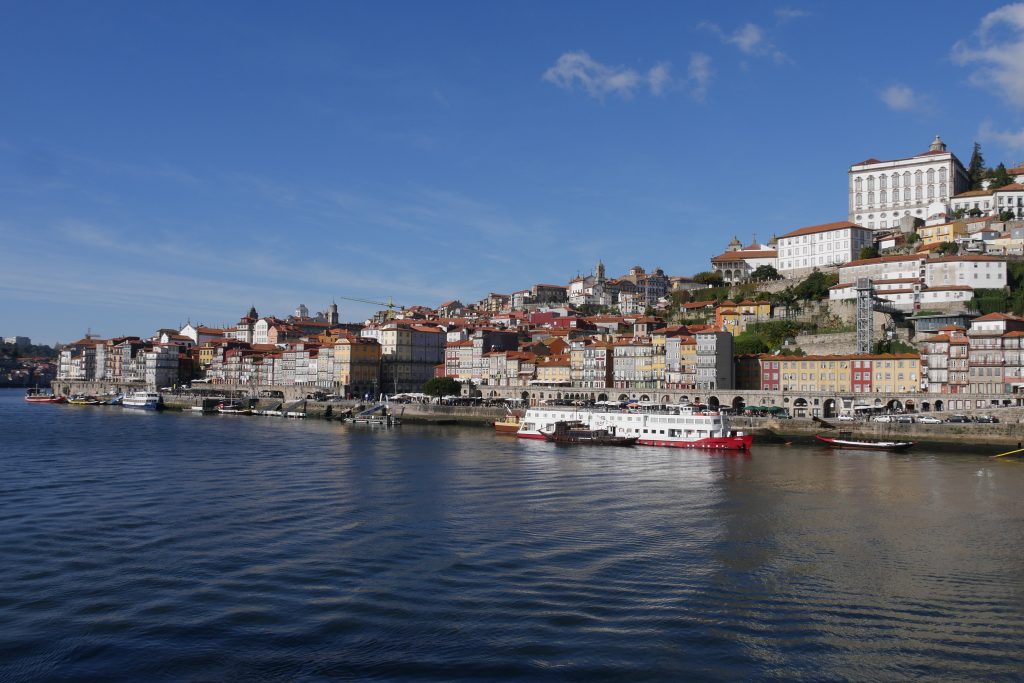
[695,331,733,391]
[710,236,778,284]
[950,183,1024,219]
[829,254,1006,312]
[848,135,970,228]
[776,221,873,276]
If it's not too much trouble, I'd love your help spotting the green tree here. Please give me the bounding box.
[859,245,880,260]
[967,142,985,190]
[1000,209,1016,222]
[936,241,959,255]
[793,269,839,301]
[422,377,462,397]
[733,332,769,355]
[905,232,920,244]
[751,264,782,281]
[693,271,724,286]
[989,163,1014,189]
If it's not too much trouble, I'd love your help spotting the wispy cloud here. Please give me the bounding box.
[774,7,808,22]
[952,3,1024,108]
[542,51,672,100]
[880,84,926,112]
[700,21,788,63]
[979,119,1024,150]
[688,53,713,102]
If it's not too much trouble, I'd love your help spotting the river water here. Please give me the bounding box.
[1,388,1022,681]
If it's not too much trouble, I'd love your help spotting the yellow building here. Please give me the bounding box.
[535,354,571,385]
[715,299,772,335]
[762,353,920,394]
[916,220,968,245]
[334,335,382,396]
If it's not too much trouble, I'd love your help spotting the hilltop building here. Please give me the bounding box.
[848,135,970,228]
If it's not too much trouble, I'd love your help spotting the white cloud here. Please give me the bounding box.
[700,21,788,63]
[880,84,919,111]
[542,51,671,100]
[774,7,808,22]
[952,3,1024,108]
[688,53,713,102]
[979,120,1024,150]
[648,62,671,96]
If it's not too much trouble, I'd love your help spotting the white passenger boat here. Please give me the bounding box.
[123,391,162,410]
[517,403,752,451]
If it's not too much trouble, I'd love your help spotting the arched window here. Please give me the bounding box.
[868,191,875,205]
[867,176,875,191]
[928,184,935,199]
[855,177,862,192]
[927,168,935,184]
[880,175,887,189]
[940,182,947,197]
[903,171,911,187]
[892,188,900,202]
[915,186,923,200]
[880,190,887,204]
[914,170,923,185]
[939,167,947,183]
[892,173,900,188]
[855,192,863,207]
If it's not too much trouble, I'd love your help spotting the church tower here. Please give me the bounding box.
[328,302,339,325]
[595,259,606,281]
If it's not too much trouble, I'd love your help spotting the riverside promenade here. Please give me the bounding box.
[49,380,1024,450]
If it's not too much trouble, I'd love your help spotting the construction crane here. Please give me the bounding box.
[336,295,404,320]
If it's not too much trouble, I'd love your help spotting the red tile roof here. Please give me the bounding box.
[779,221,864,240]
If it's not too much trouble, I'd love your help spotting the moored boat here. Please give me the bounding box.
[216,401,252,415]
[815,434,915,451]
[25,389,65,404]
[493,413,521,434]
[67,395,102,406]
[541,420,638,446]
[123,391,162,410]
[517,403,752,451]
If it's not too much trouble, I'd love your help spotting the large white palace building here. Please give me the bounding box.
[848,135,970,229]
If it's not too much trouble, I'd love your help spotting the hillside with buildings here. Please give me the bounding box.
[53,137,1024,416]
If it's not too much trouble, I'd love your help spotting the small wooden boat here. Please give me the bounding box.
[216,401,252,415]
[493,413,521,434]
[67,395,102,406]
[541,420,638,447]
[815,434,915,451]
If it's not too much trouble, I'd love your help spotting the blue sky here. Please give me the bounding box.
[3,1,1024,344]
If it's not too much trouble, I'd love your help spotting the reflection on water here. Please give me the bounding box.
[0,389,1022,681]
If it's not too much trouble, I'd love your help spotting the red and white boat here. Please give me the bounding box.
[25,389,66,404]
[517,404,752,451]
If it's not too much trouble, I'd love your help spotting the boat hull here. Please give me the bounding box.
[493,421,520,434]
[815,435,914,451]
[518,430,752,450]
[25,395,66,404]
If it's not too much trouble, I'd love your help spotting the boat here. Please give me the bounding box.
[517,403,752,451]
[493,412,522,434]
[216,401,252,415]
[815,434,915,451]
[102,394,124,405]
[25,388,65,404]
[67,395,102,406]
[123,391,162,410]
[541,420,638,446]
[349,401,402,426]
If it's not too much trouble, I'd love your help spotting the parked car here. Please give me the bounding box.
[894,415,915,423]
[946,415,971,423]
[974,415,1000,423]
[918,415,943,424]
[837,414,856,422]
[871,415,892,423]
